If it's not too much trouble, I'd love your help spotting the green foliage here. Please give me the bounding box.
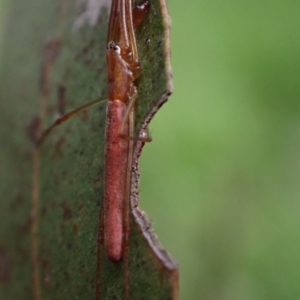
[0,0,177,299]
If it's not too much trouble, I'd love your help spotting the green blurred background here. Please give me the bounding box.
[140,1,300,299]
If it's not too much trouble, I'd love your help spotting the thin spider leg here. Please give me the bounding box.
[119,85,137,137]
[107,0,120,43]
[126,0,151,80]
[119,87,152,142]
[125,0,138,64]
[37,97,107,147]
[137,127,152,142]
[119,0,130,52]
[123,97,135,300]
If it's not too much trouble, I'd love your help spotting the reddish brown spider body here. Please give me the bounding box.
[103,0,149,262]
[37,0,150,268]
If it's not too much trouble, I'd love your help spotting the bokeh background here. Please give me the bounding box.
[140,1,300,299]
